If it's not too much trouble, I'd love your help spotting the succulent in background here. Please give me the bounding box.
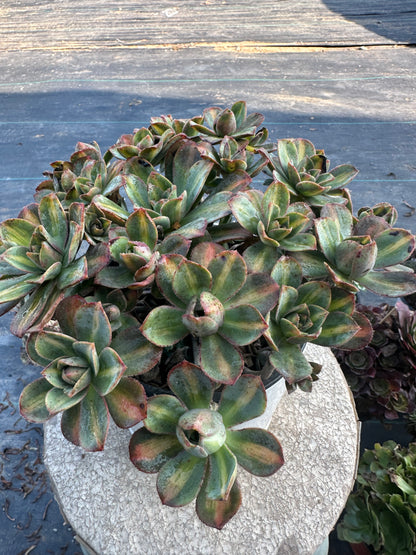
[333,304,416,420]
[20,296,161,451]
[129,362,284,529]
[337,441,416,555]
[396,300,416,368]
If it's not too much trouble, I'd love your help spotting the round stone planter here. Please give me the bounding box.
[44,344,360,555]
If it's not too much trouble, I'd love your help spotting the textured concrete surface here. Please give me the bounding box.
[44,344,359,555]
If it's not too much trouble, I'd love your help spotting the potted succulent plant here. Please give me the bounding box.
[337,440,416,555]
[2,101,416,529]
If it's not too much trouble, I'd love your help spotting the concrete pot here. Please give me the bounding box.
[44,345,359,555]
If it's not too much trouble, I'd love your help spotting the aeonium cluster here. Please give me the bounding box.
[2,101,416,528]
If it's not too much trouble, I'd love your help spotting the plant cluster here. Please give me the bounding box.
[2,101,416,528]
[337,441,416,555]
[333,303,416,420]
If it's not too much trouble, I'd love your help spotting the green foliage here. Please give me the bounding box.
[19,296,157,451]
[338,441,416,554]
[129,362,283,529]
[1,101,416,527]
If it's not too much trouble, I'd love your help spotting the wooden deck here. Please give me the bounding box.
[2,0,416,49]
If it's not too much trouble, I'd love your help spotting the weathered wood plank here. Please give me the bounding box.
[1,0,416,50]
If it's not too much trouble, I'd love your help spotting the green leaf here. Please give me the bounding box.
[167,362,214,410]
[291,251,328,279]
[172,259,212,304]
[93,347,126,395]
[269,342,313,384]
[0,218,36,248]
[374,228,415,269]
[297,281,331,309]
[34,330,76,362]
[45,386,88,415]
[218,374,266,427]
[199,334,243,385]
[183,159,214,212]
[243,242,278,274]
[225,272,279,315]
[1,246,40,272]
[334,239,377,280]
[63,221,84,265]
[126,208,158,250]
[190,242,224,268]
[226,428,284,475]
[204,445,237,500]
[172,141,202,191]
[145,394,186,435]
[315,216,342,263]
[106,377,147,428]
[313,311,359,347]
[57,256,88,290]
[93,194,129,225]
[60,387,109,451]
[110,326,162,376]
[160,195,187,227]
[19,378,53,423]
[181,191,232,225]
[0,274,36,303]
[231,101,247,127]
[279,233,317,252]
[55,297,111,353]
[39,194,68,252]
[229,192,261,234]
[10,282,64,337]
[157,451,207,507]
[129,428,182,473]
[220,305,266,346]
[320,203,353,240]
[262,181,290,217]
[141,305,188,347]
[196,478,242,530]
[328,164,358,189]
[359,269,416,297]
[208,250,246,303]
[94,265,136,289]
[85,242,111,279]
[271,256,302,288]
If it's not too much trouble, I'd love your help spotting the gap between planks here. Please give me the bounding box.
[3,41,415,54]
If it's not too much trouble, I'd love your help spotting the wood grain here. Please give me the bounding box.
[1,0,415,51]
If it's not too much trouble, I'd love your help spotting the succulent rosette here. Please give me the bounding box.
[35,141,125,207]
[293,203,416,296]
[20,296,161,451]
[122,141,232,240]
[129,362,284,529]
[267,138,358,207]
[0,193,109,336]
[189,101,266,145]
[229,180,316,270]
[265,256,372,385]
[141,245,279,384]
